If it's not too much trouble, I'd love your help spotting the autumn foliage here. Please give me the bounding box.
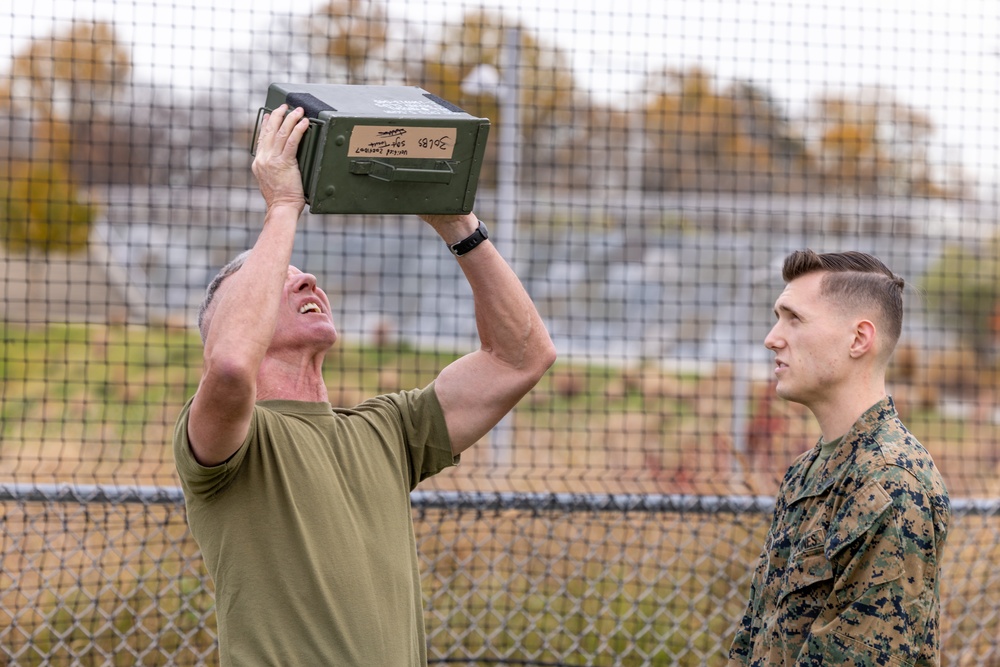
[0,3,971,243]
[0,158,95,253]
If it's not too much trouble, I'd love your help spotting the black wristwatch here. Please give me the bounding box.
[448,221,489,257]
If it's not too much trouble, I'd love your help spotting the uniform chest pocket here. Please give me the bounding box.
[778,528,833,608]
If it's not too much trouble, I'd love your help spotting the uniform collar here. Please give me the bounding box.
[789,396,896,503]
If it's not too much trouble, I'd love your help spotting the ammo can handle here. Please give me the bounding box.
[349,159,455,184]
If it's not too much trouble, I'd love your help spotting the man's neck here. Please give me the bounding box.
[810,386,887,441]
[256,355,329,402]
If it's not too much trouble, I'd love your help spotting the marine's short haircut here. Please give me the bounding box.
[782,249,905,350]
[197,250,252,343]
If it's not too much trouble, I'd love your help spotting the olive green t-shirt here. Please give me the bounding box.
[173,384,456,666]
[803,435,843,483]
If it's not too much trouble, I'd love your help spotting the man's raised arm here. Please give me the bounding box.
[422,213,557,455]
[187,105,309,466]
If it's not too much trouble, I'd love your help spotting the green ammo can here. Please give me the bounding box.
[253,83,491,215]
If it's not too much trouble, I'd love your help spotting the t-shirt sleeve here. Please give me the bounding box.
[172,396,253,500]
[376,381,458,489]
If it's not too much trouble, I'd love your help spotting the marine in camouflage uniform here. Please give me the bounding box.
[728,396,949,666]
[729,249,950,667]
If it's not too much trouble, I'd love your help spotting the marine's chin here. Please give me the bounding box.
[772,381,796,402]
[774,384,813,410]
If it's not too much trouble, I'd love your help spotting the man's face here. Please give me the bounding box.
[763,271,854,406]
[269,265,338,352]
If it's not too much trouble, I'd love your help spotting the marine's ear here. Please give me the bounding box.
[849,319,876,359]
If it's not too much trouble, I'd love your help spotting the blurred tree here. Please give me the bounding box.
[415,9,579,187]
[0,20,121,248]
[308,0,391,84]
[810,89,965,198]
[1,22,208,187]
[813,94,887,194]
[227,0,405,99]
[528,101,634,192]
[0,158,96,253]
[76,83,185,186]
[641,66,803,193]
[0,20,129,158]
[921,237,1000,363]
[728,81,818,192]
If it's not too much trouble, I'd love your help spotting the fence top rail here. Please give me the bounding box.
[1,483,996,516]
[0,482,186,505]
[411,490,778,514]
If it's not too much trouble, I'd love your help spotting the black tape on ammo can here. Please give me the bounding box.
[252,84,491,215]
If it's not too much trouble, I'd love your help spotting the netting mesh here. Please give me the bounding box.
[2,0,1000,664]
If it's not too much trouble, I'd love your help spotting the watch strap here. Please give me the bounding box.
[449,221,489,256]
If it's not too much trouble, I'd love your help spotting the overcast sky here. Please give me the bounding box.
[6,0,1000,195]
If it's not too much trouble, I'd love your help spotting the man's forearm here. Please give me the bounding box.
[203,208,299,369]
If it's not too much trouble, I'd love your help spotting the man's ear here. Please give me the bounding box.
[849,319,876,358]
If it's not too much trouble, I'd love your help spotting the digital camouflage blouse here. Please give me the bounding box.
[729,397,950,667]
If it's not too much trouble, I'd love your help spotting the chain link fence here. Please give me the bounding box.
[2,488,998,665]
[3,0,1000,664]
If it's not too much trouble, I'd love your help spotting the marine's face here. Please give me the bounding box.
[763,271,852,406]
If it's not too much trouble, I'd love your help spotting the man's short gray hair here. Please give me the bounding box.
[197,250,252,343]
